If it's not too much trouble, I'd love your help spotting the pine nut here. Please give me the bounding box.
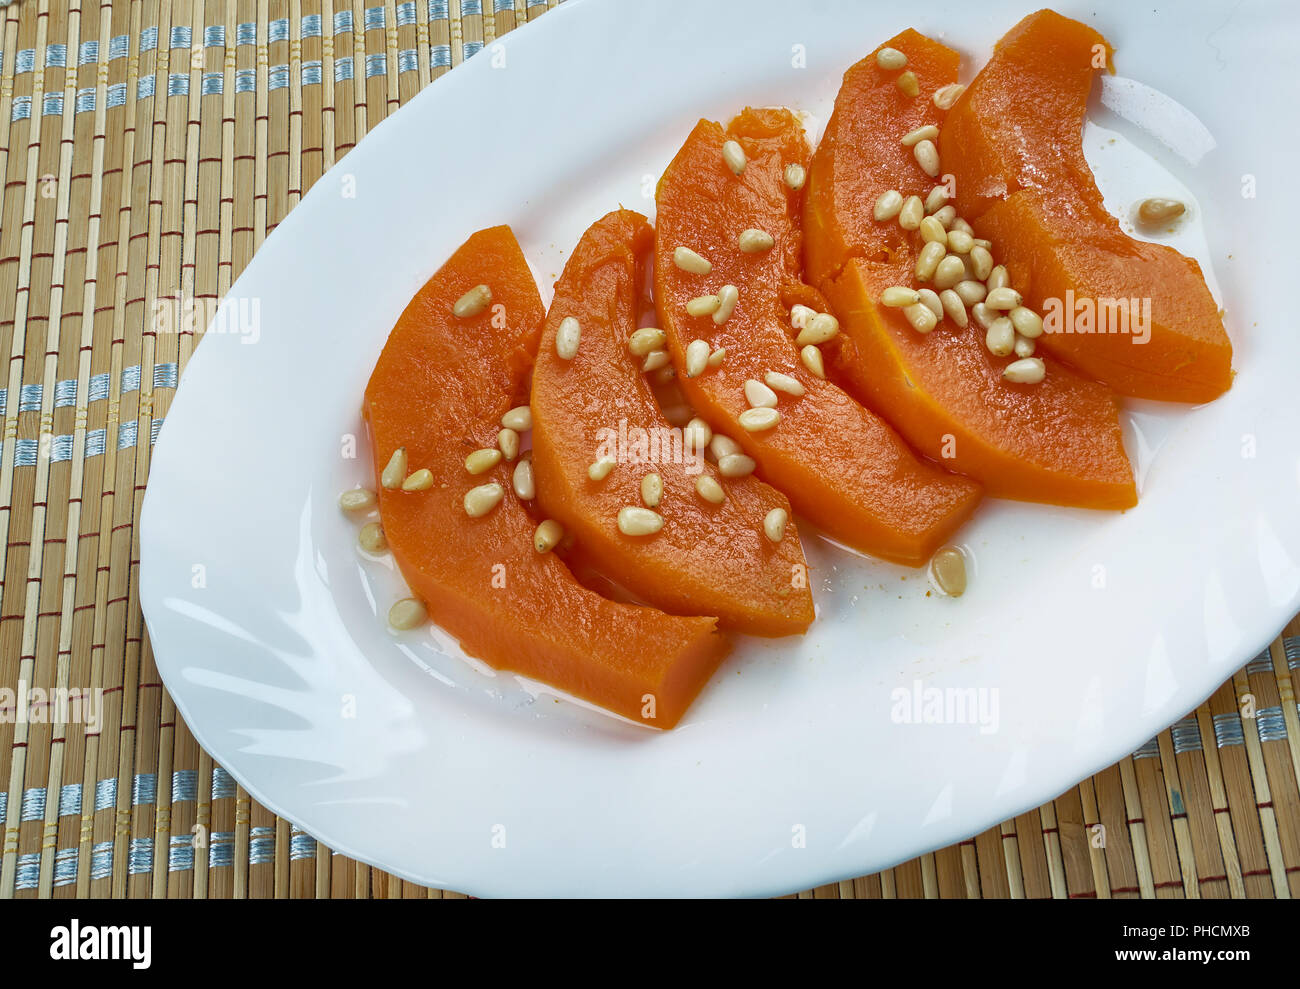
[498,427,520,461]
[920,216,948,244]
[722,139,747,175]
[388,598,427,630]
[1009,306,1043,339]
[800,344,825,379]
[950,217,974,236]
[695,475,726,504]
[1013,334,1036,358]
[512,459,535,500]
[915,240,946,281]
[739,407,780,432]
[533,519,564,553]
[555,316,581,359]
[1003,357,1046,384]
[913,139,940,177]
[933,255,966,290]
[972,238,993,250]
[358,522,386,552]
[718,453,757,477]
[673,246,712,274]
[745,378,779,409]
[452,284,492,318]
[465,448,502,474]
[882,286,922,307]
[708,347,726,368]
[685,417,713,450]
[1137,197,1185,226]
[641,472,663,508]
[641,350,671,372]
[628,327,667,356]
[917,288,944,320]
[874,189,904,221]
[971,302,995,330]
[784,163,806,190]
[764,370,805,396]
[463,481,504,517]
[940,289,968,327]
[985,317,1015,356]
[654,366,678,387]
[588,457,616,481]
[685,338,710,377]
[904,303,938,333]
[969,246,993,281]
[339,488,377,512]
[899,195,924,230]
[901,124,939,147]
[897,70,920,98]
[501,405,532,431]
[932,83,966,110]
[930,547,967,597]
[713,284,739,324]
[619,506,665,535]
[955,280,987,305]
[876,47,907,69]
[738,228,775,253]
[985,286,1021,310]
[790,304,817,329]
[686,294,721,317]
[986,265,1009,291]
[946,229,974,254]
[925,185,950,213]
[710,434,742,460]
[796,312,839,346]
[932,206,956,229]
[763,507,788,542]
[379,473,425,519]
[381,447,407,489]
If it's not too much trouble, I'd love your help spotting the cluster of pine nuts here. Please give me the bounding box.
[869,110,1046,384]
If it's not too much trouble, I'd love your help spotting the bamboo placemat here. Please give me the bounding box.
[0,0,1295,900]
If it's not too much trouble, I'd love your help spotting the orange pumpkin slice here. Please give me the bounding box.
[530,209,814,636]
[654,107,981,567]
[804,29,1136,509]
[941,9,1232,402]
[364,225,727,728]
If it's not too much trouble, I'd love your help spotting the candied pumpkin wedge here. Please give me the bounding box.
[654,108,981,567]
[941,9,1232,402]
[804,30,1137,509]
[530,209,814,636]
[364,225,728,728]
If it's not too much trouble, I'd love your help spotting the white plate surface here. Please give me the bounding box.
[140,0,1300,896]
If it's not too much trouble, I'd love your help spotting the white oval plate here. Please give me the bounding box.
[140,0,1300,896]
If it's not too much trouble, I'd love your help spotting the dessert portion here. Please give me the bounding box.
[941,9,1232,402]
[347,10,1234,727]
[804,28,1137,509]
[363,225,727,728]
[654,107,982,567]
[530,209,814,636]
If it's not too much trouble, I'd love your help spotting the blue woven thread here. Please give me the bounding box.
[95,777,117,811]
[269,18,289,43]
[1212,712,1244,747]
[211,767,236,800]
[128,837,153,874]
[59,784,82,817]
[21,787,46,822]
[53,847,78,886]
[1171,716,1202,754]
[1256,706,1287,743]
[90,841,113,880]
